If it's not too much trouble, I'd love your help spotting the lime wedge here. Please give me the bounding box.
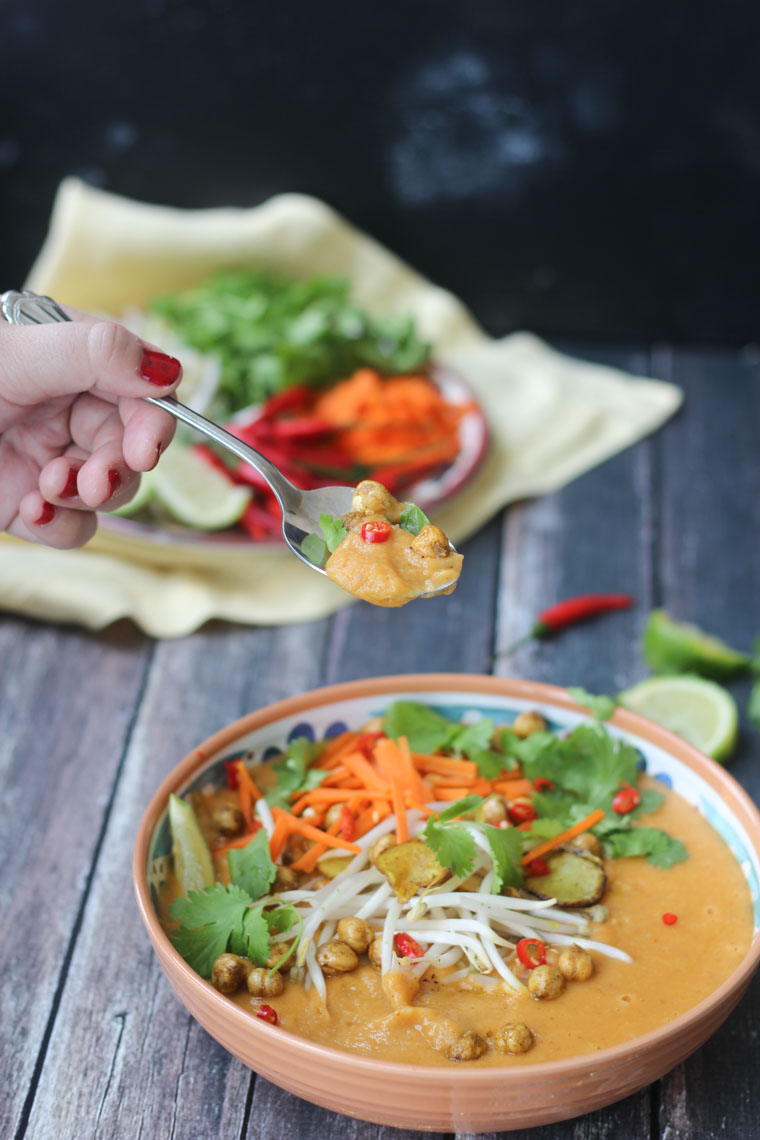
[152,445,251,530]
[110,470,157,517]
[618,675,738,762]
[642,610,750,678]
[168,793,216,895]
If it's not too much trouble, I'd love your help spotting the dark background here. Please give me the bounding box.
[2,1,759,343]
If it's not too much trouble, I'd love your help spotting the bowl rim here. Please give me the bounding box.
[133,671,760,1083]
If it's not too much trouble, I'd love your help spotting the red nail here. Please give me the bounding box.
[61,467,79,499]
[139,348,181,386]
[107,470,122,499]
[35,502,55,526]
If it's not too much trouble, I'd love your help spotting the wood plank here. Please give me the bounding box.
[21,619,332,1139]
[0,618,152,1139]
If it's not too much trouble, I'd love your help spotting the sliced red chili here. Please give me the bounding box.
[361,520,392,543]
[516,937,547,969]
[507,801,537,825]
[339,804,356,841]
[394,932,424,959]
[526,857,550,876]
[532,777,555,792]
[256,1004,278,1024]
[662,913,678,926]
[356,731,384,758]
[224,760,240,790]
[612,782,642,815]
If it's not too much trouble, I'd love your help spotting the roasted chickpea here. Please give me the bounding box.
[558,944,593,982]
[266,943,292,971]
[336,916,374,954]
[512,711,548,738]
[368,937,384,971]
[211,953,246,994]
[273,865,300,892]
[447,1030,488,1061]
[247,967,285,997]
[528,964,565,1000]
[324,802,347,829]
[369,833,396,866]
[316,939,359,975]
[572,831,602,856]
[481,794,508,826]
[351,479,401,521]
[409,524,451,559]
[211,802,245,837]
[493,1022,535,1055]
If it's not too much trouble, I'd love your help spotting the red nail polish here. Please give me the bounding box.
[107,470,122,499]
[35,502,55,526]
[61,467,79,499]
[139,349,181,386]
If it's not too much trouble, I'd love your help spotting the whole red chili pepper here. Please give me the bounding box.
[516,937,547,969]
[361,520,392,544]
[256,1004,279,1025]
[338,804,356,841]
[612,782,641,815]
[498,593,634,658]
[394,932,424,959]
[507,800,537,825]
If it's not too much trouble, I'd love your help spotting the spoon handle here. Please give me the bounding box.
[0,289,300,513]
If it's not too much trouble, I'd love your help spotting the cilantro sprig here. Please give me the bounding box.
[423,796,524,893]
[264,736,327,808]
[302,513,349,567]
[383,702,517,779]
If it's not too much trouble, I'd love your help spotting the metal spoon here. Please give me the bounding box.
[1,289,459,595]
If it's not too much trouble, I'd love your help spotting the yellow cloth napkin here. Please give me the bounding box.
[0,179,681,637]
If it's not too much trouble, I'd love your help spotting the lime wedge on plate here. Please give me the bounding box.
[642,610,750,678]
[152,445,251,530]
[168,793,216,895]
[618,675,738,762]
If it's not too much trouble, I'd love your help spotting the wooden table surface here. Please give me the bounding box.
[2,344,759,1140]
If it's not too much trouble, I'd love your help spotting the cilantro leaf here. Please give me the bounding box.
[423,816,477,879]
[628,787,665,819]
[302,533,327,566]
[384,701,460,754]
[601,827,688,868]
[265,737,326,808]
[451,720,515,779]
[169,883,251,978]
[319,513,348,552]
[240,905,271,965]
[520,724,639,811]
[399,502,430,536]
[482,825,524,892]
[437,795,484,822]
[227,829,277,901]
[567,687,617,721]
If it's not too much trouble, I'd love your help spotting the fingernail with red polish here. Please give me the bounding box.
[139,349,181,386]
[61,467,79,499]
[107,470,122,499]
[35,502,55,526]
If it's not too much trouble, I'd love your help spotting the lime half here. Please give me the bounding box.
[110,470,157,517]
[152,445,251,530]
[168,793,216,895]
[642,610,750,678]
[618,675,738,762]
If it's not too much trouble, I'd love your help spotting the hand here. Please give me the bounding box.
[0,307,182,548]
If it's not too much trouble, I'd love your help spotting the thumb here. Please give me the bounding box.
[0,318,182,407]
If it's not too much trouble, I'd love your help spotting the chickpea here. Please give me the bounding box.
[273,865,299,892]
[558,944,594,982]
[447,1030,488,1061]
[368,937,384,971]
[316,939,359,976]
[481,794,508,826]
[351,479,401,522]
[247,967,285,998]
[369,833,396,866]
[528,964,565,1000]
[211,802,245,837]
[266,943,292,971]
[409,524,451,559]
[211,953,246,995]
[512,711,548,738]
[572,831,602,856]
[493,1022,535,1055]
[325,802,347,829]
[336,916,374,954]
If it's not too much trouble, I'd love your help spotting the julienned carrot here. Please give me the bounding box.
[235,760,262,827]
[289,817,344,873]
[290,788,392,815]
[268,814,291,862]
[271,807,362,854]
[213,826,263,857]
[389,774,409,843]
[521,809,606,865]
[493,779,534,800]
[397,736,433,805]
[316,733,361,769]
[432,786,483,802]
[411,753,479,780]
[354,802,392,838]
[339,749,390,792]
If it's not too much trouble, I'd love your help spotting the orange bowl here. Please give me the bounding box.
[133,674,760,1133]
